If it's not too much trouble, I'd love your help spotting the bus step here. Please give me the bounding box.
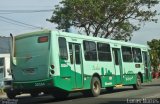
[115,84,123,88]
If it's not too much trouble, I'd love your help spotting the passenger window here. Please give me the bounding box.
[83,41,97,61]
[132,48,142,63]
[142,51,149,67]
[58,37,68,60]
[122,46,133,62]
[69,43,73,64]
[69,43,81,64]
[75,45,81,64]
[97,42,111,61]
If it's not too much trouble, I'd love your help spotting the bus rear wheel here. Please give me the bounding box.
[133,74,142,90]
[90,77,101,97]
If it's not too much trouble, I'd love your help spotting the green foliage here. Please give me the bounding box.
[147,39,160,71]
[48,0,159,41]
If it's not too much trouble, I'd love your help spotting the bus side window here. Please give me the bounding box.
[83,41,97,61]
[132,48,142,63]
[143,52,148,67]
[75,45,81,64]
[69,43,73,64]
[121,46,133,62]
[58,37,68,60]
[97,42,112,61]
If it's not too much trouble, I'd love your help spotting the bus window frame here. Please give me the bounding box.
[97,42,112,61]
[83,40,97,61]
[58,37,68,60]
[121,46,133,62]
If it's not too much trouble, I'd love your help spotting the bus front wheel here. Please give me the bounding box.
[90,77,101,97]
[133,74,142,90]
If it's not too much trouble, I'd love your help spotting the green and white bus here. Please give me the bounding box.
[6,30,151,99]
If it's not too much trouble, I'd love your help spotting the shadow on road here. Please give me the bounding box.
[100,100,129,104]
[142,83,160,87]
[17,93,87,104]
[101,87,134,95]
[16,88,135,104]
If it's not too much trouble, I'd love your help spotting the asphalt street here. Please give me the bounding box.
[1,78,160,104]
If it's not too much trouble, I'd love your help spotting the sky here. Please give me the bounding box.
[0,0,160,45]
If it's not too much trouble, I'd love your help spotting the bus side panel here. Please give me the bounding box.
[51,33,75,91]
[122,63,137,85]
[83,61,101,89]
[82,61,116,89]
[100,62,116,88]
[101,75,116,88]
[122,63,144,85]
[53,76,73,91]
[123,74,137,85]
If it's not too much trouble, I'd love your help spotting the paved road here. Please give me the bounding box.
[1,78,160,104]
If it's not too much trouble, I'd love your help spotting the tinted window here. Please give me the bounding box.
[83,41,97,61]
[75,45,81,64]
[142,51,149,67]
[69,43,81,64]
[122,46,133,62]
[97,42,111,61]
[113,49,119,65]
[58,37,68,60]
[132,48,142,63]
[69,43,73,64]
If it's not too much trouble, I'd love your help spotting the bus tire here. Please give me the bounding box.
[133,74,142,90]
[52,91,69,100]
[90,77,101,97]
[6,92,16,99]
[106,87,114,93]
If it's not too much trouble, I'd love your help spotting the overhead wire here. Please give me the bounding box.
[0,16,44,29]
[0,18,38,29]
[0,9,53,14]
[0,9,51,33]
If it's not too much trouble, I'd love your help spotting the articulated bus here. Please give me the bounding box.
[6,30,151,99]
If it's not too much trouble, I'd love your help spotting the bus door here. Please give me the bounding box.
[142,51,150,81]
[69,43,83,88]
[112,48,123,84]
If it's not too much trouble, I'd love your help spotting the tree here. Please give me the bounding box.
[47,0,159,41]
[147,39,160,71]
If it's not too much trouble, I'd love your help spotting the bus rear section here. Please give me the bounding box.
[7,32,53,98]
